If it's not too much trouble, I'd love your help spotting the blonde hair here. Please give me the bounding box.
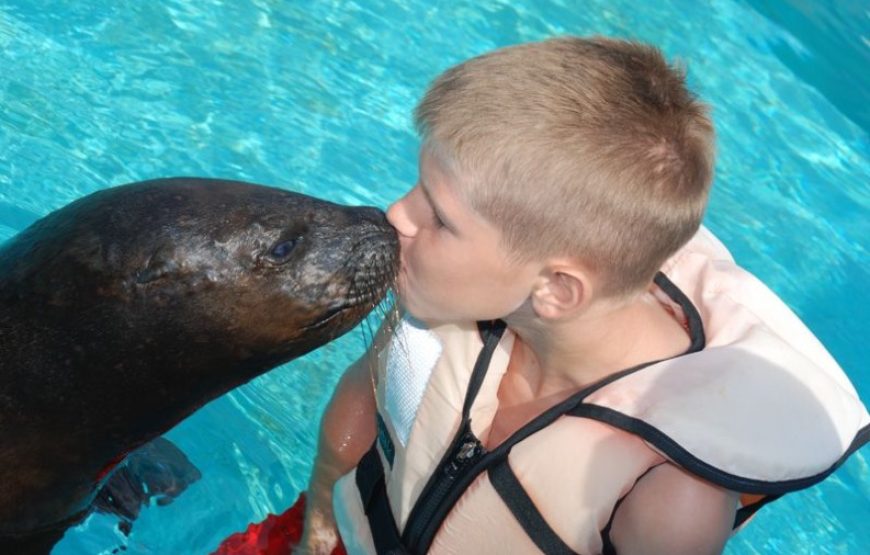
[414,36,715,298]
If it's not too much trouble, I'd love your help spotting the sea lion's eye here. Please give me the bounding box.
[268,237,300,262]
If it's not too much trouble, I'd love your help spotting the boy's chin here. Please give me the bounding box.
[395,296,446,327]
[395,295,427,323]
[394,285,477,326]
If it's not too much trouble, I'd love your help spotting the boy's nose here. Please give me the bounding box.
[386,196,418,238]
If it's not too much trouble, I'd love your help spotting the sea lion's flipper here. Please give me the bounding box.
[94,436,201,533]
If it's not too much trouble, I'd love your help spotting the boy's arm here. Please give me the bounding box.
[299,350,378,554]
[299,314,396,554]
[610,462,738,555]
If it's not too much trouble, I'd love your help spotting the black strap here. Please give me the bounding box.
[355,445,408,555]
[463,320,508,418]
[489,458,579,555]
[599,501,621,555]
[733,494,781,529]
[653,272,705,353]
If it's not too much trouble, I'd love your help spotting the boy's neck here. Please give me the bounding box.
[502,288,690,400]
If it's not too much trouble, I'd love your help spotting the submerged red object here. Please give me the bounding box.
[212,493,346,555]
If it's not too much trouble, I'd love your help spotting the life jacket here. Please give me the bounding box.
[332,226,870,555]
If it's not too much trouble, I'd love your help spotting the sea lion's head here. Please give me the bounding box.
[119,178,399,366]
[2,177,398,385]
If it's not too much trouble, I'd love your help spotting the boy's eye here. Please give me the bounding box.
[418,185,450,230]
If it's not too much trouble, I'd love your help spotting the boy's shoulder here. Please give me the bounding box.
[611,462,737,555]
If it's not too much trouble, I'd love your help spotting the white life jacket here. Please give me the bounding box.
[333,226,870,555]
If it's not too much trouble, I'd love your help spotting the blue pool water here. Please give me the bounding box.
[0,1,867,553]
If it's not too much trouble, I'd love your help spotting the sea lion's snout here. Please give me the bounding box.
[345,209,399,307]
[293,203,399,334]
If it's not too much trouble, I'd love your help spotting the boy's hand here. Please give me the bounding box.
[297,498,340,555]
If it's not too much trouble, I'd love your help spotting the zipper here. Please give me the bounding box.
[402,420,485,551]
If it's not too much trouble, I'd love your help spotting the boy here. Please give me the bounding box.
[299,37,869,554]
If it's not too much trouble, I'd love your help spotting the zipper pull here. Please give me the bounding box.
[444,431,483,477]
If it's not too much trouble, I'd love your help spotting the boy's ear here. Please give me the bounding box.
[530,266,590,320]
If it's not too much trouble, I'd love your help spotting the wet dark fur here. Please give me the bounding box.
[0,178,398,553]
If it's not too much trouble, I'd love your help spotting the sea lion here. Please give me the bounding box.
[0,177,398,553]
